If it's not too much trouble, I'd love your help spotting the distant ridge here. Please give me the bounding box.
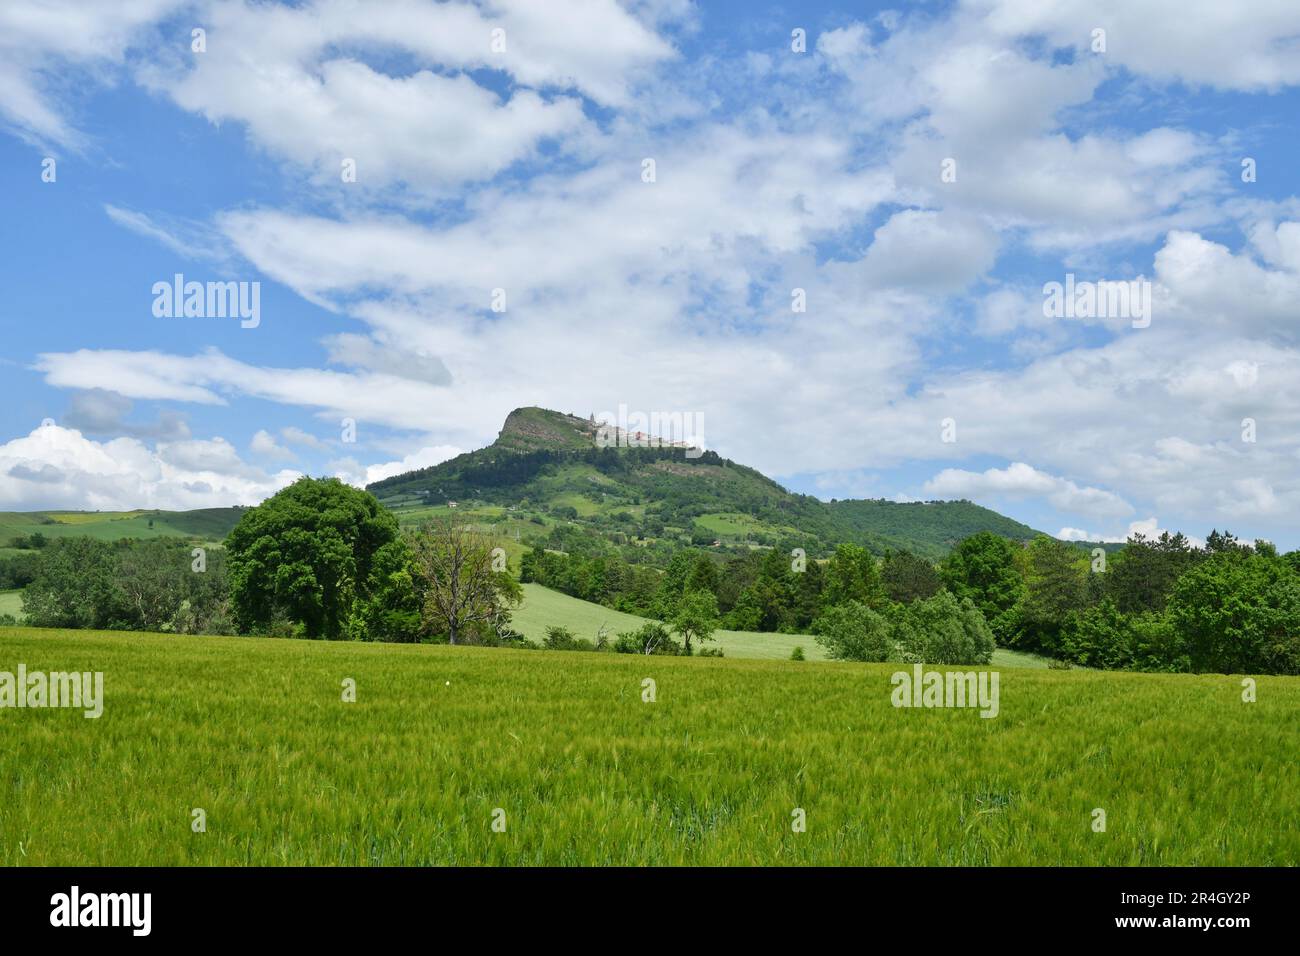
[368,406,1045,559]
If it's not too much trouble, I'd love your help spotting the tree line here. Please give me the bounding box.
[11,477,1300,675]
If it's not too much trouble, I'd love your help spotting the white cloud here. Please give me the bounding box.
[860,210,999,293]
[103,204,229,263]
[280,426,329,451]
[973,0,1300,92]
[923,462,1134,518]
[134,0,674,191]
[0,0,183,148]
[250,429,296,461]
[1218,477,1279,517]
[0,423,298,510]
[331,445,463,488]
[1060,517,1206,548]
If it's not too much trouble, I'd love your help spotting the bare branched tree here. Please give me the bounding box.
[406,517,519,645]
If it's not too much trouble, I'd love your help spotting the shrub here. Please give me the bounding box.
[613,622,679,655]
[1060,599,1133,669]
[1128,613,1189,673]
[812,601,895,662]
[543,625,579,650]
[790,646,805,661]
[895,591,996,665]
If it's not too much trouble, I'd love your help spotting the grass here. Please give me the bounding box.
[0,590,23,620]
[1,625,1295,866]
[694,511,798,539]
[513,583,1050,666]
[514,583,831,660]
[0,509,242,548]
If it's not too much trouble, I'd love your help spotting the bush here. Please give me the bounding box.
[543,625,579,650]
[1129,613,1189,673]
[790,645,805,661]
[22,536,235,634]
[894,591,996,665]
[1060,599,1133,669]
[613,622,680,655]
[812,601,895,662]
[697,647,724,657]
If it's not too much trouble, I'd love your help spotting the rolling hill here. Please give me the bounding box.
[0,507,246,557]
[369,406,1043,560]
[0,407,1048,564]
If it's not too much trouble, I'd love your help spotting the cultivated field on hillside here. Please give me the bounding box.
[513,583,1050,667]
[0,509,241,558]
[1,627,1292,866]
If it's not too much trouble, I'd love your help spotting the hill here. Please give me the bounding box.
[826,498,1039,556]
[0,507,245,556]
[513,582,1050,666]
[369,406,1044,560]
[0,407,1053,563]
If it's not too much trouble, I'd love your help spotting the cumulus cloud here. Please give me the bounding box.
[860,211,999,293]
[250,429,296,461]
[973,0,1300,92]
[923,462,1134,519]
[134,0,673,191]
[331,444,463,489]
[0,423,299,510]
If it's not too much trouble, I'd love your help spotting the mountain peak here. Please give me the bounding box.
[494,407,600,453]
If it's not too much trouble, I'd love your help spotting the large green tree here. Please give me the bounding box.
[880,549,942,604]
[1166,550,1300,675]
[1105,531,1199,614]
[821,543,886,610]
[226,477,402,639]
[1014,535,1090,652]
[940,532,1024,643]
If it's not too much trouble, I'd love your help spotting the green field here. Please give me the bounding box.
[2,626,1292,866]
[0,509,242,556]
[0,591,22,620]
[513,583,1049,667]
[513,583,828,660]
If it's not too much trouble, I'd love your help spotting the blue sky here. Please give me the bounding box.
[1,0,1299,547]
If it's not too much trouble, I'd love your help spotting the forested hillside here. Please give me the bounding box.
[369,406,1045,560]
